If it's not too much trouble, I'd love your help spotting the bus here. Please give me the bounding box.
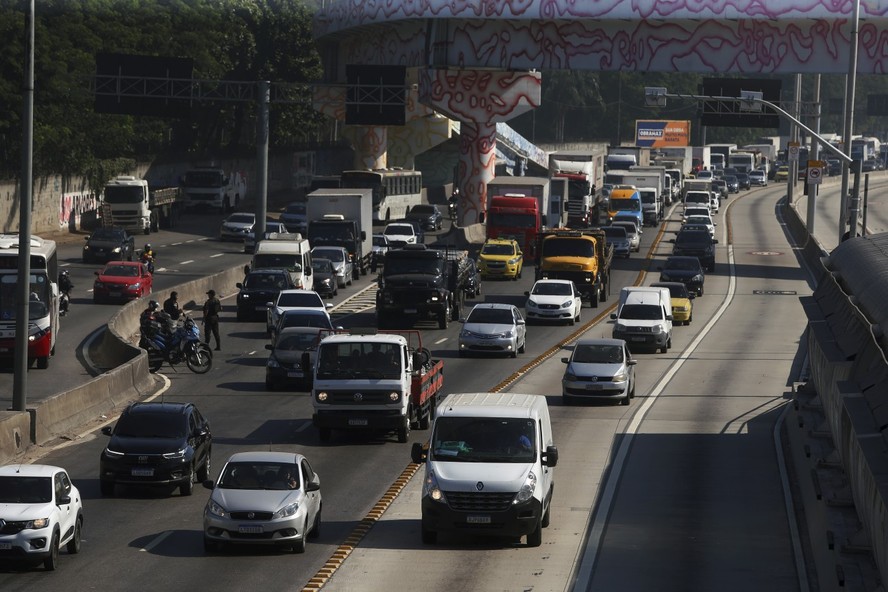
[340,169,422,223]
[0,234,59,369]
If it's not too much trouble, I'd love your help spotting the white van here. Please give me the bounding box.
[684,190,711,212]
[611,286,673,352]
[410,392,558,547]
[250,233,313,290]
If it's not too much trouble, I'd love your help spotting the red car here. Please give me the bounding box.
[93,261,153,303]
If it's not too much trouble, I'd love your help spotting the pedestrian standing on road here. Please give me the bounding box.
[202,289,222,351]
[163,290,182,320]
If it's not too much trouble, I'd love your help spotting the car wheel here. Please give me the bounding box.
[100,479,115,497]
[699,285,705,297]
[575,310,581,324]
[629,383,636,399]
[526,520,542,547]
[197,453,211,482]
[397,416,410,443]
[67,516,83,554]
[180,468,195,496]
[541,501,552,528]
[265,380,276,391]
[44,532,60,571]
[510,349,518,359]
[292,522,307,553]
[620,391,630,405]
[309,508,322,539]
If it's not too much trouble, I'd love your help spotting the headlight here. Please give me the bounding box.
[424,471,445,503]
[614,323,626,332]
[561,300,572,308]
[317,391,328,402]
[613,370,628,382]
[25,517,50,529]
[112,247,121,253]
[501,330,514,338]
[163,448,186,460]
[273,502,300,519]
[508,257,521,265]
[207,499,228,518]
[267,356,281,368]
[563,369,577,381]
[693,274,703,282]
[104,447,124,457]
[514,471,537,504]
[241,293,250,299]
[131,282,141,289]
[388,391,400,401]
[527,299,537,307]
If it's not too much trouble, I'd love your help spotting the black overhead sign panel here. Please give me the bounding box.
[698,78,781,129]
[94,53,194,118]
[345,65,406,126]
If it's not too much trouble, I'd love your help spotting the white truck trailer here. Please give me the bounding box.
[305,188,374,277]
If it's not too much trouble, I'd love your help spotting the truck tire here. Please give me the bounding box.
[419,398,436,430]
[397,416,410,443]
[421,527,437,545]
[589,290,599,308]
[318,427,332,443]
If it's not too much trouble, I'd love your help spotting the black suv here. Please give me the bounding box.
[670,229,717,272]
[236,269,297,322]
[99,402,212,497]
[405,204,443,231]
[82,227,135,263]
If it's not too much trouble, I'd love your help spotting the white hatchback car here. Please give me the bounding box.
[525,279,582,325]
[266,289,332,335]
[0,464,83,570]
[203,451,322,554]
[383,222,417,248]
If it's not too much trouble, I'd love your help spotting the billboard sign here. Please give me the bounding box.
[635,120,691,147]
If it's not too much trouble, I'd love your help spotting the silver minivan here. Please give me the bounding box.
[411,392,558,547]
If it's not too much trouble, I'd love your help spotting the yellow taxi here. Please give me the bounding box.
[478,238,523,280]
[651,281,694,325]
[775,165,789,182]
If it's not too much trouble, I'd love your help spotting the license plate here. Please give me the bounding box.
[110,292,121,298]
[287,371,303,378]
[404,308,417,314]
[0,543,11,550]
[131,468,154,477]
[631,336,646,342]
[348,418,368,426]
[255,305,267,311]
[586,383,604,390]
[0,348,7,353]
[238,525,263,534]
[466,515,491,524]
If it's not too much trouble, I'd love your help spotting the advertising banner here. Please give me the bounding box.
[635,120,691,147]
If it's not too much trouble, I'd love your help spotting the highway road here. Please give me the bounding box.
[0,180,862,591]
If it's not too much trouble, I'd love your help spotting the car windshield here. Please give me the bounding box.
[572,344,623,364]
[0,476,53,503]
[316,341,402,379]
[466,307,514,324]
[284,203,306,215]
[218,462,300,491]
[676,232,712,245]
[277,292,322,308]
[91,229,125,241]
[114,412,185,438]
[384,258,443,275]
[266,223,286,233]
[609,198,640,212]
[665,258,701,271]
[227,214,254,225]
[481,243,516,256]
[431,417,536,463]
[281,311,332,329]
[313,249,344,262]
[619,304,664,320]
[612,223,637,236]
[654,283,690,298]
[275,331,321,352]
[384,225,413,236]
[103,265,139,277]
[532,282,572,296]
[603,227,627,238]
[410,205,435,215]
[244,273,288,290]
[541,238,594,258]
[686,216,711,225]
[373,236,388,247]
[252,254,302,272]
[312,259,334,274]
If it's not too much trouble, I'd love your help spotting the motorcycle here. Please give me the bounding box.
[139,314,212,374]
[448,192,458,220]
[139,250,156,274]
[60,285,73,316]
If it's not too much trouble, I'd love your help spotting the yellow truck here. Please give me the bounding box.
[534,229,613,307]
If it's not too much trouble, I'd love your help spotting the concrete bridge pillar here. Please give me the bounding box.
[420,68,541,225]
[342,126,388,170]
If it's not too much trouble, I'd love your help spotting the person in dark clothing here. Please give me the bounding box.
[163,291,182,320]
[202,289,222,351]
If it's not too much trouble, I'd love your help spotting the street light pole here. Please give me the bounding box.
[840,0,861,242]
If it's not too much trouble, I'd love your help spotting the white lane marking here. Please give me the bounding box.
[574,244,739,589]
[140,530,173,552]
[210,253,224,258]
[180,260,194,265]
[295,420,312,433]
[434,338,448,345]
[171,242,184,246]
[61,262,71,267]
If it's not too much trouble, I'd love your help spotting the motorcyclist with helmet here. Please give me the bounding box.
[58,270,74,315]
[448,188,459,220]
[141,243,156,273]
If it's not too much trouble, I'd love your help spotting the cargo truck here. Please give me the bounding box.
[486,176,553,228]
[605,146,651,171]
[535,229,613,307]
[305,188,374,277]
[548,149,605,228]
[309,329,444,443]
[629,165,671,208]
[691,146,711,174]
[180,167,242,213]
[101,175,182,235]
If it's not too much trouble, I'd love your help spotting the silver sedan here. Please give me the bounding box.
[203,451,322,553]
[561,338,637,405]
[458,303,526,358]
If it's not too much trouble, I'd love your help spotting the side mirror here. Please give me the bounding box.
[688,293,696,300]
[411,442,426,464]
[666,314,673,321]
[95,271,100,276]
[306,479,321,492]
[542,445,558,467]
[101,426,112,436]
[561,357,569,363]
[265,344,273,351]
[58,495,71,505]
[236,282,243,289]
[361,231,367,241]
[412,351,422,369]
[517,318,525,325]
[627,359,638,366]
[610,313,617,320]
[669,239,676,243]
[712,239,719,244]
[265,301,273,308]
[202,480,215,490]
[524,291,530,296]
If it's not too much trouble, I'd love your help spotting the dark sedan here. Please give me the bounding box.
[659,256,706,297]
[670,229,717,272]
[311,258,338,298]
[83,227,135,263]
[235,269,297,322]
[735,172,751,190]
[405,204,444,231]
[463,257,482,299]
[723,175,740,194]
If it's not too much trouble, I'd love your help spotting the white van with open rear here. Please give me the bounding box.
[411,392,558,548]
[249,233,313,291]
